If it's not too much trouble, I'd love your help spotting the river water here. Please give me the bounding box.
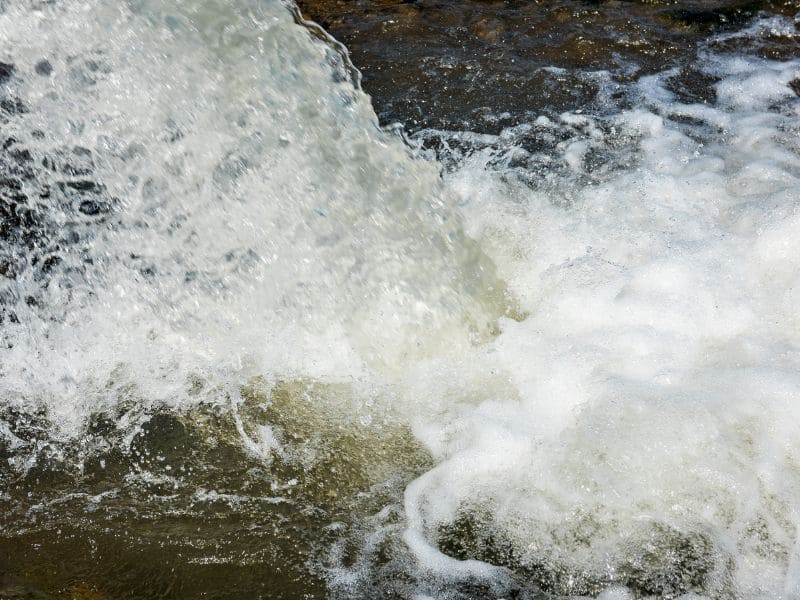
[1,1,799,598]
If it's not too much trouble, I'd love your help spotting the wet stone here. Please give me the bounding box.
[435,508,717,597]
[297,0,800,133]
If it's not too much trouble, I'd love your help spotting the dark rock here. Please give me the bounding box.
[297,0,799,133]
[436,508,717,597]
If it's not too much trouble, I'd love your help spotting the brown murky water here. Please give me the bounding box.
[1,383,431,599]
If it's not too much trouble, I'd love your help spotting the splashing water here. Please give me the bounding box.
[0,0,508,424]
[1,1,800,598]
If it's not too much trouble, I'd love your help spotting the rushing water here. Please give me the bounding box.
[1,1,800,598]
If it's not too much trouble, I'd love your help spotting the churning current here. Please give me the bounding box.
[1,1,800,599]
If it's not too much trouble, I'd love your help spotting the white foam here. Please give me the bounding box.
[398,46,800,597]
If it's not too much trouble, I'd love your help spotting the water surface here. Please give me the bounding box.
[1,1,800,598]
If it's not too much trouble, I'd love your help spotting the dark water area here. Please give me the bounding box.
[1,384,429,599]
[298,0,800,131]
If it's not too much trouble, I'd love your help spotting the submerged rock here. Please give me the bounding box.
[297,0,799,131]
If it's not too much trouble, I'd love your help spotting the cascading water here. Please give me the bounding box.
[1,1,800,598]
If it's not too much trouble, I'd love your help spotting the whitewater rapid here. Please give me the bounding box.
[1,1,800,598]
[398,48,800,598]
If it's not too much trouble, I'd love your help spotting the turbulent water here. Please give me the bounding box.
[1,1,800,598]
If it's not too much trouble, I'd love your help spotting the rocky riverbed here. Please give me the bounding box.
[296,0,799,132]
